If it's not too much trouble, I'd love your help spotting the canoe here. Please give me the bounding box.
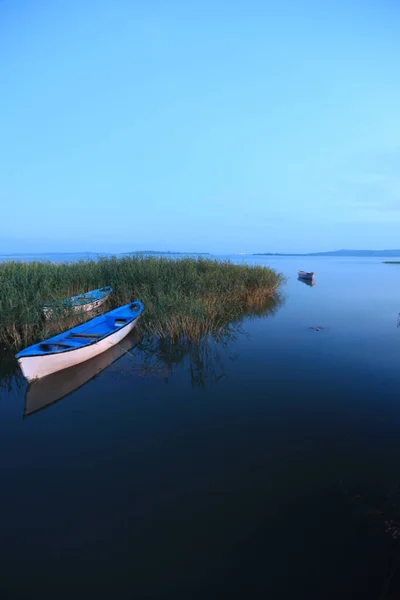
[16,300,143,382]
[43,286,112,319]
[24,329,140,417]
[298,270,315,280]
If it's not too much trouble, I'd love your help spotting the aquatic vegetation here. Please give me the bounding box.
[0,294,284,403]
[135,292,283,389]
[0,256,283,349]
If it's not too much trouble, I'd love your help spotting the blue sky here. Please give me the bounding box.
[1,0,400,254]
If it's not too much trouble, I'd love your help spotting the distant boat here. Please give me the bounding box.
[298,270,315,280]
[43,286,112,319]
[298,276,315,287]
[16,301,143,382]
[24,329,140,417]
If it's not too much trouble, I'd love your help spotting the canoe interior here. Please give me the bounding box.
[44,286,112,309]
[17,301,143,358]
[67,286,112,306]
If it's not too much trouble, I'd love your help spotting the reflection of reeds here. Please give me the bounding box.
[133,336,232,389]
[0,351,24,395]
[133,293,284,389]
[1,292,284,396]
[111,361,169,380]
[0,256,284,349]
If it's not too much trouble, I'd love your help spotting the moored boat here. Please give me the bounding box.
[24,329,140,417]
[43,286,112,319]
[298,270,315,280]
[16,300,143,382]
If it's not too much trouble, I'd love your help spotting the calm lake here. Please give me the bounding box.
[1,255,400,598]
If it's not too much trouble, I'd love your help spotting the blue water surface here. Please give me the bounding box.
[1,255,400,599]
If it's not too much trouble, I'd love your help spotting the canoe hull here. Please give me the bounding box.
[18,317,138,382]
[24,330,140,417]
[298,271,314,280]
[44,288,111,319]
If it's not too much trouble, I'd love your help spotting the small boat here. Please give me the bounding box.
[298,270,315,280]
[298,276,315,287]
[16,301,143,382]
[24,329,140,417]
[43,286,112,318]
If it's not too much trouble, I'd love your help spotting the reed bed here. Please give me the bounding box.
[0,256,283,349]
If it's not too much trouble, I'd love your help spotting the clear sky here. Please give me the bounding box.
[1,0,400,254]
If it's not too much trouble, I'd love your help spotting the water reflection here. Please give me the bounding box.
[136,336,232,389]
[0,292,284,415]
[298,276,315,287]
[0,351,24,395]
[133,293,284,389]
[24,330,140,417]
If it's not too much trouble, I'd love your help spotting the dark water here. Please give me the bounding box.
[1,256,400,598]
[0,251,209,263]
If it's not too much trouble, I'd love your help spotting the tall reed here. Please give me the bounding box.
[0,256,284,349]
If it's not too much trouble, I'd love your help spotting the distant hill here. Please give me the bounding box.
[125,251,211,256]
[254,249,400,257]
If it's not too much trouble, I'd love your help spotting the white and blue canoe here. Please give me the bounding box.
[17,301,143,382]
[298,270,315,280]
[43,286,112,319]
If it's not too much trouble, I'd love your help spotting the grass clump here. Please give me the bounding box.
[0,256,284,349]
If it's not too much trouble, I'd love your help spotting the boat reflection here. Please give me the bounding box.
[24,330,140,418]
[21,292,284,413]
[298,276,315,287]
